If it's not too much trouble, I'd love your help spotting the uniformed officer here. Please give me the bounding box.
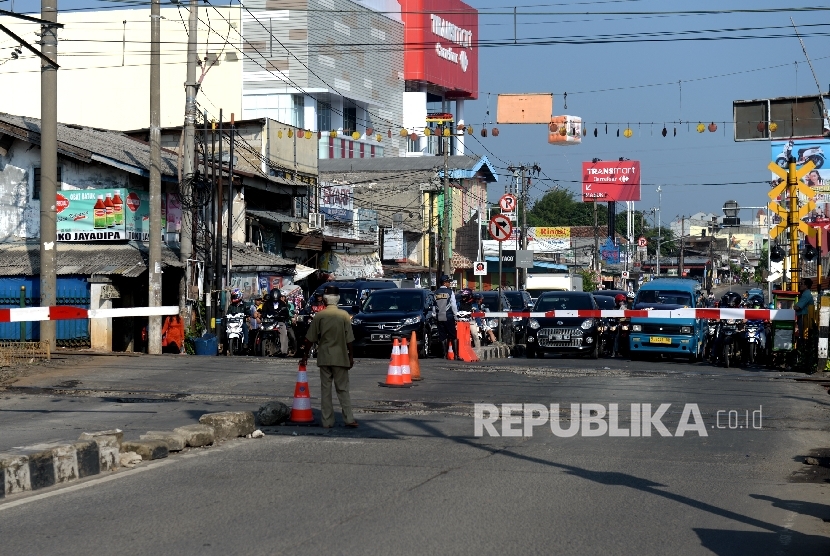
[434,274,459,359]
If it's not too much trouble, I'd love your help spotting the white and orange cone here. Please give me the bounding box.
[289,363,315,423]
[400,337,412,385]
[379,337,409,388]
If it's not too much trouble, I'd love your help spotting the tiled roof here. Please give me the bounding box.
[0,112,179,179]
[0,242,182,277]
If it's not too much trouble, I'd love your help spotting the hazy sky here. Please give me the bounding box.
[2,0,827,228]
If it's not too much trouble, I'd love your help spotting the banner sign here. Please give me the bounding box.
[581,160,641,202]
[382,228,406,261]
[320,183,354,223]
[770,139,830,228]
[320,251,383,279]
[527,227,570,252]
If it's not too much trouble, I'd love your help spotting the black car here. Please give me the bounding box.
[502,290,533,342]
[473,290,517,346]
[313,279,398,315]
[526,291,601,358]
[350,288,441,357]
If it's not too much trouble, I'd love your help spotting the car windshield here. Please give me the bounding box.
[363,291,422,313]
[636,290,693,306]
[476,292,509,311]
[535,295,594,311]
[594,296,616,309]
[503,292,527,308]
[335,289,358,306]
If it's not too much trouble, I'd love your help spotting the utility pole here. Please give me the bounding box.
[593,201,599,273]
[656,186,662,277]
[678,216,685,277]
[39,0,58,350]
[520,167,528,289]
[147,0,162,355]
[442,131,451,277]
[226,114,235,287]
[180,0,198,318]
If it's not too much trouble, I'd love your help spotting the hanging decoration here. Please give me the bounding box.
[424,127,432,136]
[769,121,779,132]
[696,122,704,133]
[306,130,313,139]
[661,125,667,137]
[443,127,451,137]
[409,132,418,142]
[376,133,382,142]
[330,130,337,138]
[288,129,294,138]
[467,126,473,135]
[367,127,374,135]
[623,127,633,138]
[594,128,598,137]
[351,131,360,140]
[616,129,620,137]
[548,115,582,146]
[492,128,500,136]
[673,127,677,136]
[317,131,322,139]
[297,129,304,138]
[399,128,408,137]
[387,129,392,138]
[708,122,717,132]
[278,130,283,139]
[481,128,487,137]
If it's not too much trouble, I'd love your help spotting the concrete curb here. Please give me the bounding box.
[472,343,512,361]
[1,411,257,499]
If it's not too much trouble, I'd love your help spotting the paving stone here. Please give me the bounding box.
[73,440,101,478]
[1,455,31,496]
[120,440,169,461]
[174,424,215,447]
[140,431,186,452]
[199,411,256,440]
[51,445,79,484]
[78,429,123,446]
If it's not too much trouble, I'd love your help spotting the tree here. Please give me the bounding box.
[580,269,599,292]
[527,189,596,227]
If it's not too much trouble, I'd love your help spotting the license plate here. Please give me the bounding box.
[552,334,570,341]
[651,336,671,344]
[371,333,391,342]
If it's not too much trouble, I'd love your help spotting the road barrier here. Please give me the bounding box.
[472,309,795,321]
[0,306,180,322]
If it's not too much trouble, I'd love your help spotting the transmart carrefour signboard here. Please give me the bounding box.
[56,188,179,242]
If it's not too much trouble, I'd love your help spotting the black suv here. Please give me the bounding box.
[313,279,398,315]
[351,288,441,357]
[526,291,601,358]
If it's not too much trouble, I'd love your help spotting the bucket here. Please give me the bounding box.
[193,333,218,356]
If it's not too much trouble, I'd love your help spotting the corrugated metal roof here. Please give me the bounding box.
[196,242,297,273]
[0,112,179,178]
[0,242,182,277]
[247,210,305,226]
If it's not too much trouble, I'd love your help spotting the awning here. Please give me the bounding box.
[294,264,316,281]
[383,263,430,275]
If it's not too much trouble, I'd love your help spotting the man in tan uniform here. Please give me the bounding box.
[298,285,358,428]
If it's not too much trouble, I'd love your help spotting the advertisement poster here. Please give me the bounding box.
[166,193,182,233]
[56,188,127,241]
[382,228,405,261]
[230,272,260,299]
[581,160,641,202]
[319,183,354,223]
[527,227,570,252]
[125,190,150,241]
[770,139,830,227]
[320,252,383,279]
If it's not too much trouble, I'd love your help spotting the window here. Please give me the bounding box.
[535,295,594,311]
[407,135,420,152]
[292,95,305,129]
[343,103,357,134]
[317,102,331,132]
[33,167,61,200]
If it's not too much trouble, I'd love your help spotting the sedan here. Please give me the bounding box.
[526,291,601,359]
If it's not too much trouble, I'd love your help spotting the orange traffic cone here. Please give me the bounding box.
[456,322,479,362]
[400,337,412,385]
[409,330,422,381]
[379,338,409,388]
[447,341,455,360]
[289,363,315,423]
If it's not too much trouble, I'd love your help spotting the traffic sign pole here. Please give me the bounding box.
[498,240,503,342]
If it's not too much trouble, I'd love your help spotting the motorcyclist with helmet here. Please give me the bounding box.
[263,288,295,356]
[226,288,249,352]
[612,294,628,357]
[711,291,744,366]
[434,274,460,359]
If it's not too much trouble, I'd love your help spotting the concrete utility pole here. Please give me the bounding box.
[180,0,198,314]
[520,166,528,288]
[39,0,58,350]
[656,186,662,276]
[442,132,451,277]
[147,0,162,355]
[678,216,685,277]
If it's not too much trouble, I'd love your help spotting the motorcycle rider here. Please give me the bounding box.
[434,275,460,359]
[473,293,497,345]
[248,292,263,353]
[226,288,249,353]
[262,289,292,356]
[457,288,479,348]
[712,292,743,365]
[612,294,628,357]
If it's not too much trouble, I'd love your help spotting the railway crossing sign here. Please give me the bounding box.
[499,194,518,212]
[488,214,513,241]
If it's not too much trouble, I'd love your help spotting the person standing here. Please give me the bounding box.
[298,286,358,429]
[795,278,815,336]
[434,274,460,359]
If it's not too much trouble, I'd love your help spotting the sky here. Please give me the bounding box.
[1,0,828,228]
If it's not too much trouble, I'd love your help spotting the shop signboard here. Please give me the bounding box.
[320,183,354,223]
[527,227,570,252]
[56,188,128,241]
[581,160,641,202]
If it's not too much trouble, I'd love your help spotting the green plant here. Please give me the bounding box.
[581,269,600,292]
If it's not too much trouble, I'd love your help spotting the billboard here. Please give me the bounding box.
[400,0,478,99]
[56,188,127,241]
[496,94,552,124]
[581,160,641,202]
[319,183,354,223]
[527,227,570,252]
[734,95,830,141]
[770,139,830,227]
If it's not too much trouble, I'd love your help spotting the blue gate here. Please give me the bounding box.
[0,276,91,347]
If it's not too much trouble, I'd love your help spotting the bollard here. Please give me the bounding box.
[19,285,25,343]
[819,296,830,372]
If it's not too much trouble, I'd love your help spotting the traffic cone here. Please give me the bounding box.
[400,337,412,384]
[456,322,479,362]
[409,330,422,381]
[379,338,409,388]
[447,341,455,360]
[289,363,315,423]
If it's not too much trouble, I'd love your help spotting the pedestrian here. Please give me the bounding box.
[795,278,814,336]
[434,274,460,358]
[298,285,358,429]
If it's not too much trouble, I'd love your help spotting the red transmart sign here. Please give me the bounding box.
[581,160,641,202]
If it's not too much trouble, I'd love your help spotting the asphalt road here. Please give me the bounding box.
[1,351,829,555]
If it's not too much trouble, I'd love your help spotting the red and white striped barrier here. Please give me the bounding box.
[0,306,180,323]
[471,309,795,321]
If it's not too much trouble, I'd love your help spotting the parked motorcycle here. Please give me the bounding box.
[776,141,825,169]
[702,319,718,360]
[225,313,246,356]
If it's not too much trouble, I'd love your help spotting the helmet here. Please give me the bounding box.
[615,294,626,304]
[460,288,472,300]
[231,288,243,303]
[270,288,280,302]
[721,291,741,308]
[627,291,636,299]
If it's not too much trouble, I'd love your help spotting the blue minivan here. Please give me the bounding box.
[628,278,706,361]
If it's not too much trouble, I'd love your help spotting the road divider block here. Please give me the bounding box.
[199,412,256,440]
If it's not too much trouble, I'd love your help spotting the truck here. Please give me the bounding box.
[526,273,583,303]
[628,278,706,361]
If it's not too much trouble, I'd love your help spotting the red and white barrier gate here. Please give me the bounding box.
[0,306,180,323]
[471,309,795,321]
